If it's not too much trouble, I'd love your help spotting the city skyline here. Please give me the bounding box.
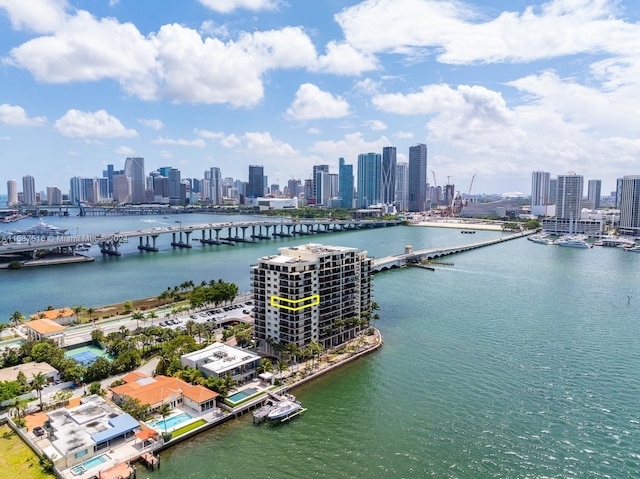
[1,1,639,195]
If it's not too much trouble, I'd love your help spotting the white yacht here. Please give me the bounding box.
[528,233,554,245]
[624,245,640,252]
[592,236,635,248]
[556,235,591,248]
[267,400,302,420]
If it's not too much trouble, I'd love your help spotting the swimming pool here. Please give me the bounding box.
[154,412,193,430]
[227,387,259,403]
[70,454,110,475]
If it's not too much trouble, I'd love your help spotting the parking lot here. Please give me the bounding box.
[159,301,254,330]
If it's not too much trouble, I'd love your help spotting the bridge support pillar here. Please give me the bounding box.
[138,235,159,252]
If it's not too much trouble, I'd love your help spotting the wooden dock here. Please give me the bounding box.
[140,452,160,470]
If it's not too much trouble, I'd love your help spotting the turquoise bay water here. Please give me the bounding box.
[2,215,640,477]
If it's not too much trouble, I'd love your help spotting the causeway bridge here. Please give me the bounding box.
[0,218,401,258]
[372,230,532,272]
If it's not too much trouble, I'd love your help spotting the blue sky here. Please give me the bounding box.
[1,0,639,196]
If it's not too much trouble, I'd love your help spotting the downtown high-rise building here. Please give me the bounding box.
[531,171,551,215]
[82,178,98,204]
[549,178,557,205]
[357,152,381,208]
[408,143,427,212]
[556,173,583,220]
[315,171,338,206]
[168,168,183,205]
[7,179,18,206]
[22,175,36,206]
[124,157,145,204]
[47,186,62,206]
[587,179,602,209]
[395,162,409,212]
[531,171,551,206]
[381,146,397,206]
[338,158,354,209]
[112,174,130,204]
[208,167,222,205]
[251,243,373,356]
[312,164,329,203]
[288,178,302,200]
[617,176,640,236]
[247,165,264,199]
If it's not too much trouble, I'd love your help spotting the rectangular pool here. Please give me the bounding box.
[70,454,110,475]
[154,412,193,430]
[227,387,259,403]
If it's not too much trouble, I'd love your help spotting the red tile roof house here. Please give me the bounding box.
[110,372,218,415]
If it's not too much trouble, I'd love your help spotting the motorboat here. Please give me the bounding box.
[556,235,591,248]
[624,245,640,252]
[267,400,302,420]
[592,236,635,248]
[528,233,554,245]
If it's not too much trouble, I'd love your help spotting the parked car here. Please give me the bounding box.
[33,426,45,437]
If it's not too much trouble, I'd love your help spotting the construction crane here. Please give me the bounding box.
[465,174,476,207]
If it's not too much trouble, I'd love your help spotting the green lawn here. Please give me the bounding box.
[172,419,207,438]
[0,424,54,479]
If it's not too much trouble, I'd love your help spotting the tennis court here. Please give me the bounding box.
[65,345,113,365]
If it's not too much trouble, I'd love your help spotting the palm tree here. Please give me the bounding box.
[194,323,206,344]
[119,325,129,340]
[185,320,196,336]
[31,372,48,411]
[9,311,24,329]
[258,358,273,374]
[72,305,84,323]
[132,311,144,329]
[91,328,105,345]
[157,402,172,433]
[275,360,288,380]
[86,307,96,325]
[305,341,323,369]
[146,311,158,325]
[285,343,302,373]
[223,374,236,395]
[10,396,30,424]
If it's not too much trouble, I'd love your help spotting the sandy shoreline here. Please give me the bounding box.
[412,220,505,231]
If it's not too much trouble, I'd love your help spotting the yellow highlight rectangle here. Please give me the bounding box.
[270,294,320,311]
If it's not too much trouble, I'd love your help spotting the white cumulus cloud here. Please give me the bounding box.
[138,118,164,130]
[286,83,351,120]
[114,146,135,155]
[197,0,279,14]
[335,0,639,65]
[54,109,137,138]
[0,103,46,126]
[315,41,378,75]
[151,137,206,147]
[0,0,68,33]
